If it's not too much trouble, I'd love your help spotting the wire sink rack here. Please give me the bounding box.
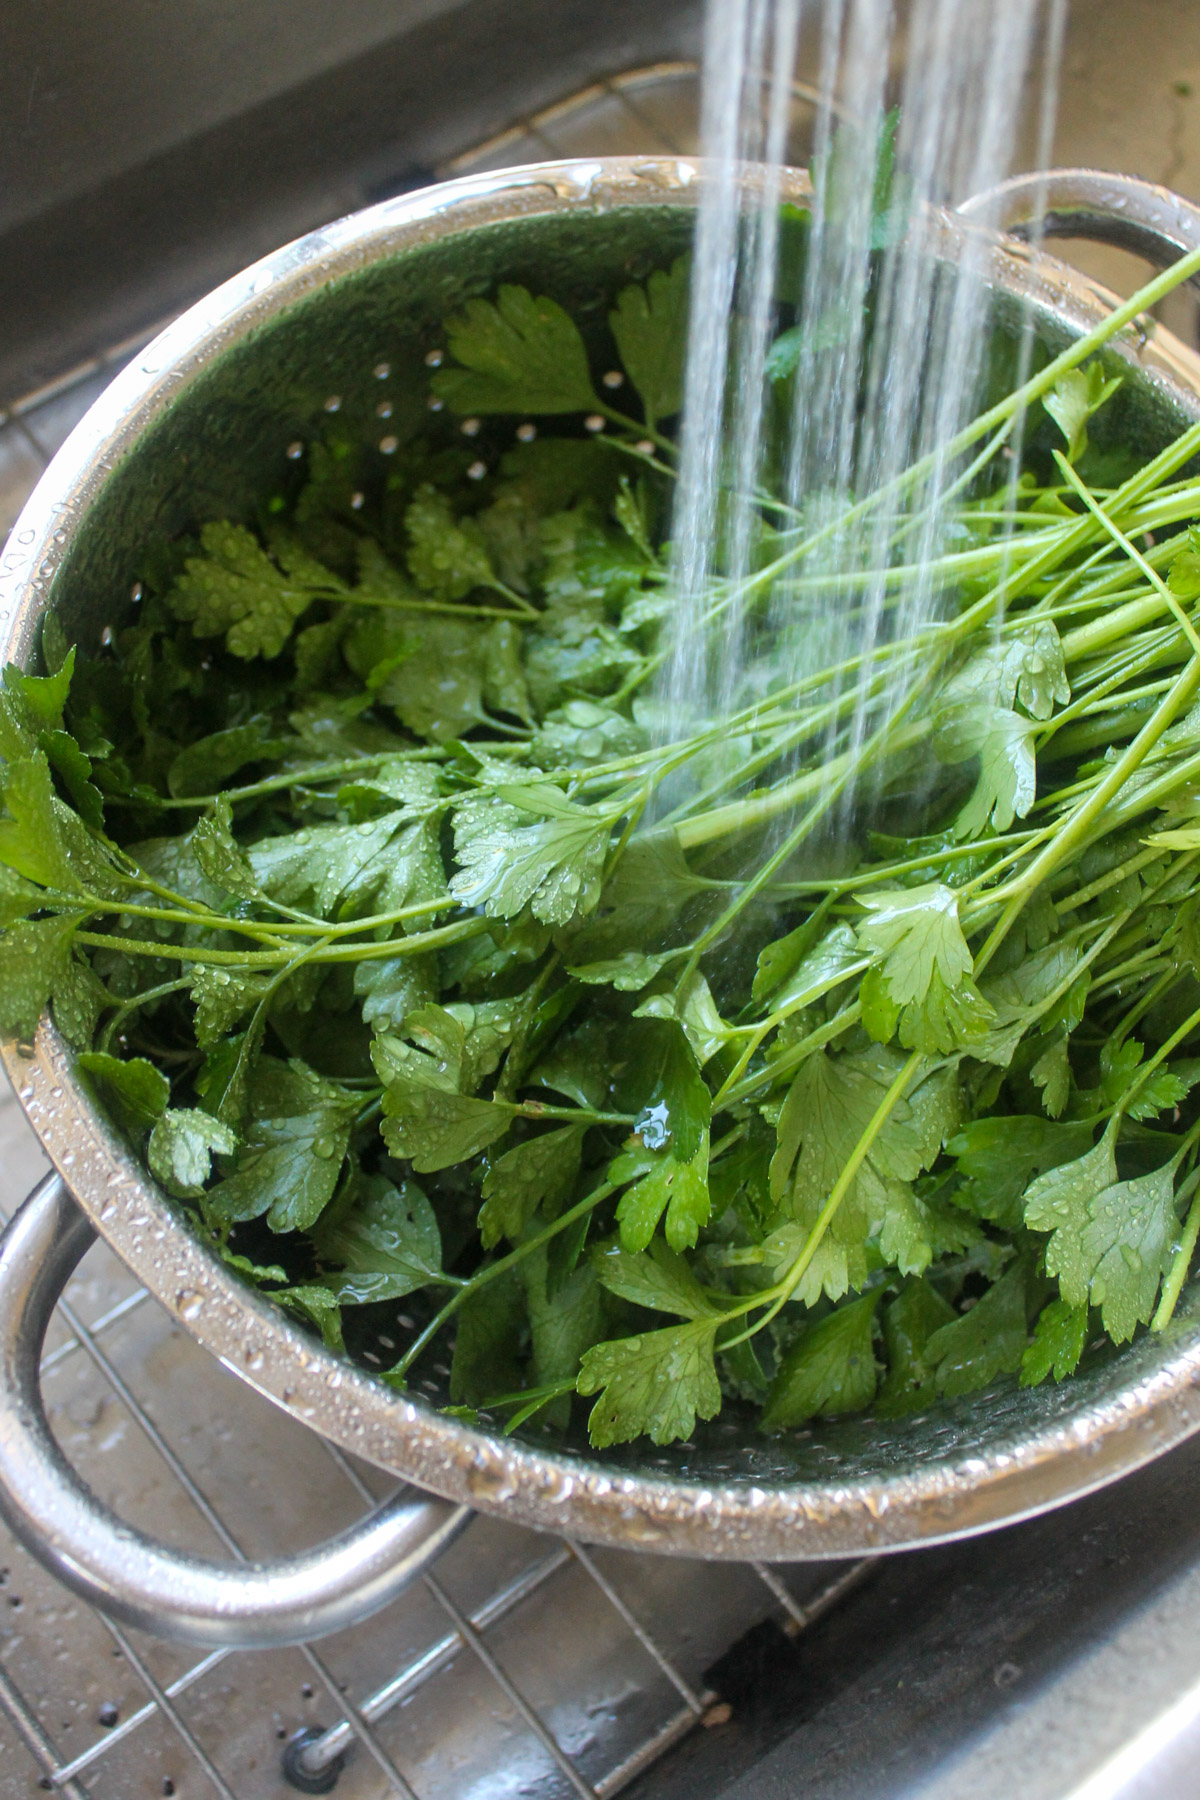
[0,61,879,1800]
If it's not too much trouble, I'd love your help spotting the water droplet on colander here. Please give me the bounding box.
[467,1458,520,1504]
[177,1290,204,1321]
[620,1514,666,1545]
[550,167,598,201]
[634,158,694,189]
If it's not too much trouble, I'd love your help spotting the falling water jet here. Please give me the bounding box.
[659,0,1059,842]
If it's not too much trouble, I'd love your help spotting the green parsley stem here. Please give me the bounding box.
[595,403,677,457]
[674,717,930,851]
[1053,846,1171,916]
[66,879,457,946]
[773,830,1039,896]
[593,434,678,481]
[74,915,485,968]
[1053,454,1200,662]
[1116,997,1200,1121]
[393,1116,754,1391]
[492,949,562,1103]
[1152,1169,1200,1331]
[480,1379,580,1432]
[500,1382,579,1433]
[716,998,863,1110]
[771,524,1067,599]
[80,896,296,948]
[516,1102,633,1127]
[679,783,850,989]
[969,653,1200,973]
[98,978,193,1054]
[386,1176,620,1385]
[1043,681,1172,758]
[354,1095,383,1130]
[111,864,226,917]
[718,1049,924,1352]
[350,590,538,621]
[1108,967,1180,1051]
[622,251,1200,709]
[683,636,938,971]
[1087,959,1174,1009]
[127,747,450,811]
[887,419,1018,551]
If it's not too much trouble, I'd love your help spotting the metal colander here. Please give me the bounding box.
[4,157,1200,1650]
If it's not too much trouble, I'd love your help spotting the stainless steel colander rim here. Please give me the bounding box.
[6,155,1200,1560]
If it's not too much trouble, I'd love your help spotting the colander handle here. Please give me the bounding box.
[956,167,1200,276]
[0,1173,471,1648]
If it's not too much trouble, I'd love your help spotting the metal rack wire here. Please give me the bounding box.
[0,65,870,1799]
[0,1138,868,1798]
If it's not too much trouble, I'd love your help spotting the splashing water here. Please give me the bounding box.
[662,0,1067,818]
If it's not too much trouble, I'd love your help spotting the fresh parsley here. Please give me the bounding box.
[5,230,1200,1456]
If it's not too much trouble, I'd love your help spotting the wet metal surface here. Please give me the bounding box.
[3,30,1200,1799]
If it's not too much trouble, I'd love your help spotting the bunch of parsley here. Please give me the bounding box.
[8,229,1200,1452]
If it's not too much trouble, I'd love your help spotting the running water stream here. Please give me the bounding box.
[662,0,1068,808]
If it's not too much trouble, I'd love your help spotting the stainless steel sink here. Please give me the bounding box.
[4,9,1200,1798]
